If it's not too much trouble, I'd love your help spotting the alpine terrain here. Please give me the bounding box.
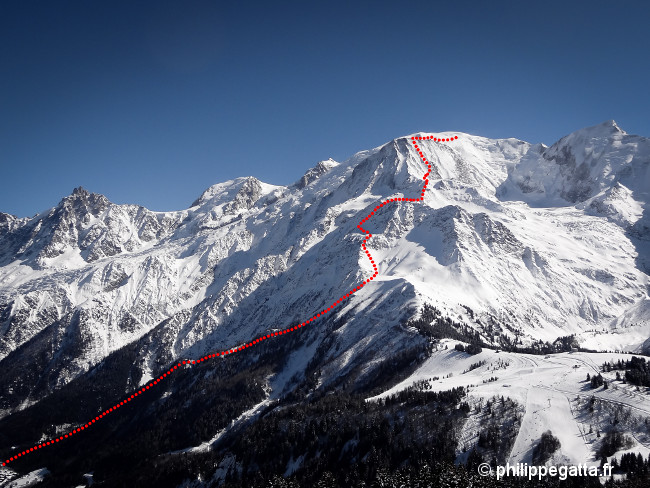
[2,120,650,487]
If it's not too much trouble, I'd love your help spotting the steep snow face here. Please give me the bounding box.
[1,122,650,412]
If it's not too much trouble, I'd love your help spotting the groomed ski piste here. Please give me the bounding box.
[371,339,650,470]
[1,135,458,468]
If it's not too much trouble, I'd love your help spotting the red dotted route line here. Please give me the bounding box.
[2,134,458,467]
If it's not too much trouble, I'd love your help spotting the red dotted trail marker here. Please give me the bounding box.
[2,133,458,467]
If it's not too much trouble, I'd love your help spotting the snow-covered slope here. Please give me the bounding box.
[1,121,650,415]
[373,339,650,467]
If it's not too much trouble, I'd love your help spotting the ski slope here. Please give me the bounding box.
[372,339,650,465]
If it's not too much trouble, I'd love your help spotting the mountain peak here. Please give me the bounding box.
[588,119,626,136]
[542,121,627,156]
[600,119,624,133]
[192,176,264,208]
[502,119,647,205]
[295,158,339,189]
[58,187,110,217]
[0,212,17,224]
[71,186,90,197]
[568,120,626,139]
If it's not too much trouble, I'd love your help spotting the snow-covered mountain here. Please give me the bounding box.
[1,120,650,416]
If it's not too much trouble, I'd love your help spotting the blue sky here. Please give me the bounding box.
[2,0,649,217]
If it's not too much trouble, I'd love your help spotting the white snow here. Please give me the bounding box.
[371,339,650,465]
[0,468,49,487]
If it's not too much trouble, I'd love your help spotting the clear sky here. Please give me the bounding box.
[2,0,649,217]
